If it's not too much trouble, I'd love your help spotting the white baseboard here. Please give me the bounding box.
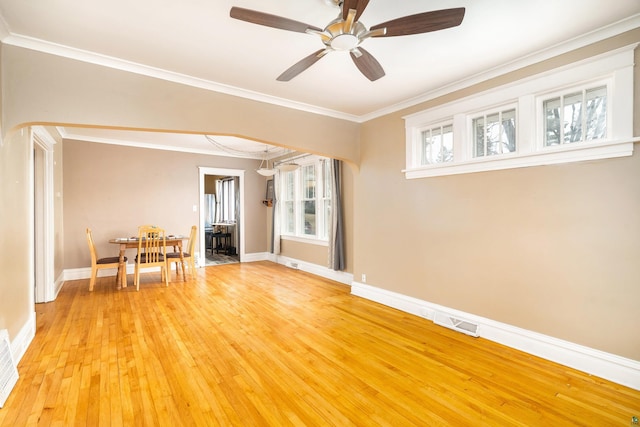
[64,262,190,282]
[241,252,271,263]
[10,311,36,365]
[272,254,353,285]
[65,252,275,281]
[54,271,65,298]
[351,281,640,391]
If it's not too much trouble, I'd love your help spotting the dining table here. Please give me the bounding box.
[109,234,188,289]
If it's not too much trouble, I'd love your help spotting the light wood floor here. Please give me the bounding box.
[1,262,638,426]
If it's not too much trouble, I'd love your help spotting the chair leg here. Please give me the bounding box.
[180,259,186,281]
[188,258,196,280]
[89,267,97,291]
[135,263,140,291]
[163,262,169,287]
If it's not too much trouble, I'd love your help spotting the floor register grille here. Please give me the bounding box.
[0,329,19,408]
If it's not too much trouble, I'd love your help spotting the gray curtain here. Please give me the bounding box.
[271,176,280,254]
[329,159,345,271]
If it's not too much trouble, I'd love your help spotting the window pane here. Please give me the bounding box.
[544,97,561,146]
[421,129,431,165]
[585,86,607,141]
[302,165,315,199]
[501,109,516,153]
[284,172,294,200]
[284,201,295,233]
[473,117,485,157]
[303,200,316,236]
[486,113,500,156]
[441,125,453,162]
[563,92,582,143]
[422,126,453,164]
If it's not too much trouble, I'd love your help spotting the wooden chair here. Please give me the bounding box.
[134,225,169,290]
[86,228,127,291]
[166,225,197,280]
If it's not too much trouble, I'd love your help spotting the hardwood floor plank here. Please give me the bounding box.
[1,261,638,426]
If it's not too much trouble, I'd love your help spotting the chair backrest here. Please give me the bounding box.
[86,228,98,264]
[186,225,197,255]
[137,225,166,264]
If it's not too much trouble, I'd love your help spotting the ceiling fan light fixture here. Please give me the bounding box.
[330,33,359,50]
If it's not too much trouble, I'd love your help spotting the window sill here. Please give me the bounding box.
[280,235,328,246]
[403,139,636,179]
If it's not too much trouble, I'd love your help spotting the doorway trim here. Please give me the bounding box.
[32,126,56,303]
[198,167,245,267]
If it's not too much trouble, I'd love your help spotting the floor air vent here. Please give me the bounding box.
[0,329,19,408]
[433,311,479,337]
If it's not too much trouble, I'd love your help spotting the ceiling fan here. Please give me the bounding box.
[229,0,465,82]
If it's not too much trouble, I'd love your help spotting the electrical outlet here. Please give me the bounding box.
[361,273,366,283]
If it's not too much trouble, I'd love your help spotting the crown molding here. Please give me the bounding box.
[1,13,638,124]
[1,33,361,123]
[360,13,640,122]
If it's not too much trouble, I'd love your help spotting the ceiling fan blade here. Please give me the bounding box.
[230,7,322,33]
[277,49,328,81]
[350,47,385,81]
[341,0,370,21]
[370,8,465,37]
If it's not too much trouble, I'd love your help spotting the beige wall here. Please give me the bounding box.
[63,140,270,268]
[0,128,32,340]
[354,30,640,360]
[1,46,361,166]
[1,26,639,367]
[48,127,65,280]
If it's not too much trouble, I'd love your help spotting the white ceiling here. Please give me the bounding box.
[1,0,639,153]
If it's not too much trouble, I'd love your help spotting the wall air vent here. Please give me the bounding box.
[433,311,479,337]
[0,329,19,408]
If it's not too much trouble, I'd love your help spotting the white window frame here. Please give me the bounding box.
[279,155,330,245]
[403,44,636,179]
[468,103,519,159]
[418,121,454,165]
[537,80,610,149]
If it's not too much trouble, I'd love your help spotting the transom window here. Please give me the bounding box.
[472,108,516,157]
[543,85,607,147]
[280,156,331,241]
[403,44,635,179]
[421,124,453,165]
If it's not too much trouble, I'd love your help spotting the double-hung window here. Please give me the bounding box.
[279,156,331,242]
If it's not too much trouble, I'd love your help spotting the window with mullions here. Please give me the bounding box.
[421,124,453,165]
[282,172,295,234]
[301,164,316,236]
[543,85,607,146]
[279,156,331,241]
[216,178,236,222]
[403,45,634,179]
[472,108,516,157]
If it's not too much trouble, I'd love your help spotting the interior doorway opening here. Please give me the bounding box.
[198,167,244,267]
[32,127,56,303]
